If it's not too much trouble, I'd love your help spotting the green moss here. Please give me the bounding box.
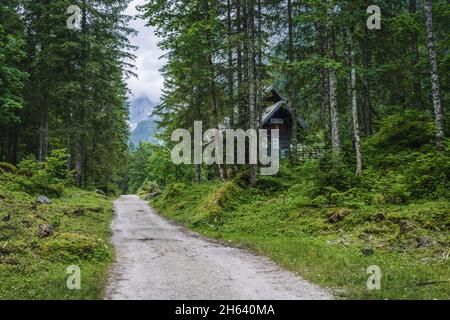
[0,162,17,173]
[195,182,241,224]
[0,176,113,300]
[39,233,111,263]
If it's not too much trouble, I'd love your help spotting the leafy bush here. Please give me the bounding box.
[404,142,450,199]
[365,110,434,158]
[137,180,161,196]
[255,175,288,192]
[358,112,450,202]
[9,149,71,197]
[360,169,411,204]
[159,182,186,202]
[45,149,70,179]
[309,156,356,196]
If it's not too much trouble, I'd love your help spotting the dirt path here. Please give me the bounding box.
[105,195,332,300]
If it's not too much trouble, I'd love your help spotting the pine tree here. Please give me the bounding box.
[0,1,27,163]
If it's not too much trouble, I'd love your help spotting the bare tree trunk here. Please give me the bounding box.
[256,0,263,127]
[5,122,19,165]
[362,27,373,136]
[410,0,423,110]
[225,0,236,179]
[287,0,293,61]
[211,69,227,181]
[205,1,227,182]
[75,135,83,186]
[66,109,72,171]
[227,0,234,128]
[195,164,201,184]
[192,80,202,184]
[319,24,330,135]
[348,28,362,176]
[247,0,257,187]
[38,97,48,162]
[287,0,297,158]
[236,0,244,128]
[230,0,242,176]
[242,0,249,129]
[424,0,445,148]
[329,31,341,155]
[75,0,88,187]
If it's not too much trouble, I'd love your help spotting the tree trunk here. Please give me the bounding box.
[211,63,227,181]
[424,0,445,148]
[242,0,249,129]
[287,0,293,62]
[329,30,341,155]
[227,0,234,128]
[348,28,362,176]
[236,0,244,128]
[205,1,227,182]
[362,27,373,136]
[319,24,330,135]
[75,135,84,186]
[76,0,88,186]
[38,96,48,162]
[246,0,257,187]
[205,1,227,181]
[195,164,201,184]
[66,108,72,171]
[256,0,263,127]
[410,0,422,110]
[287,0,297,159]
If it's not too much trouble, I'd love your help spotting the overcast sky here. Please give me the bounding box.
[125,0,166,103]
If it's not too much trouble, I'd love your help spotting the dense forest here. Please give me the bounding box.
[0,1,135,299]
[127,0,448,195]
[0,0,449,300]
[125,0,449,299]
[1,1,448,194]
[0,0,133,192]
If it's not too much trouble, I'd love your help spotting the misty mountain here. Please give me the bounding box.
[128,96,157,131]
[128,96,160,147]
[129,117,160,147]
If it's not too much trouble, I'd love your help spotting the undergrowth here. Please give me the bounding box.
[0,154,113,300]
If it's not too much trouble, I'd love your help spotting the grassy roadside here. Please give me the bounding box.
[150,181,450,300]
[0,186,113,300]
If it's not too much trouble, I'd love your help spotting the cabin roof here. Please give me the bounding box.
[264,85,283,103]
[261,87,308,129]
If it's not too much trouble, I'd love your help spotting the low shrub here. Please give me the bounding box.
[193,182,241,226]
[137,180,161,197]
[0,162,17,173]
[6,150,71,197]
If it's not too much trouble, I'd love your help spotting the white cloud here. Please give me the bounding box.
[125,0,166,102]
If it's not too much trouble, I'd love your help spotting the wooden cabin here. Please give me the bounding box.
[260,86,307,157]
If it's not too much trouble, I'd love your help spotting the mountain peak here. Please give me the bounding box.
[128,96,157,131]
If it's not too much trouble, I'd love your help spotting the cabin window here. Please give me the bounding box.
[270,118,284,124]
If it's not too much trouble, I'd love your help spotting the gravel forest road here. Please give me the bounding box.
[105,195,332,300]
